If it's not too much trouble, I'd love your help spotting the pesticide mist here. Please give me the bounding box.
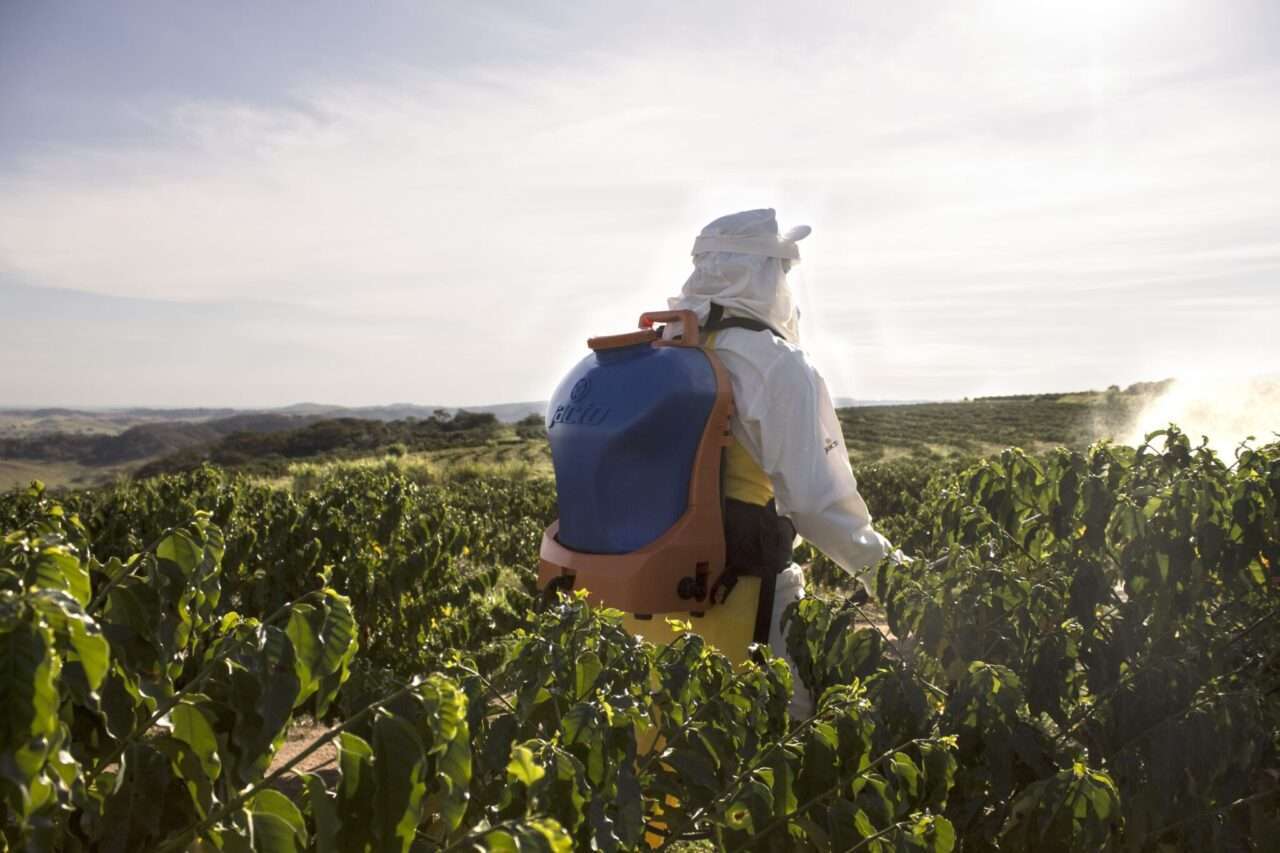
[1125,374,1280,456]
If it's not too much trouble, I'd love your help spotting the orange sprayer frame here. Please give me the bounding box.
[537,310,735,615]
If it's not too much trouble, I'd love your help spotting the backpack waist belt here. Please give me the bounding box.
[715,498,796,644]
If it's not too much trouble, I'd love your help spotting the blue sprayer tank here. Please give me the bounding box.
[547,341,717,553]
[538,310,733,617]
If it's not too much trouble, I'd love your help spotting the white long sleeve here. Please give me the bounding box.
[709,328,893,586]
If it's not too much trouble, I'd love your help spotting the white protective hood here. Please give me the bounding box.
[668,208,811,344]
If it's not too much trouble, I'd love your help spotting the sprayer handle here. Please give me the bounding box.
[639,310,700,348]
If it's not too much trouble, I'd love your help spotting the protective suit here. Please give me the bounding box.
[666,208,895,717]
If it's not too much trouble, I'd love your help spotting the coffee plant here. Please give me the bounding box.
[0,427,1276,850]
[876,429,1280,850]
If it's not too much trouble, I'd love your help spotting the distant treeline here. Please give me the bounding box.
[136,410,506,477]
[972,379,1173,402]
[0,413,312,466]
[0,410,516,477]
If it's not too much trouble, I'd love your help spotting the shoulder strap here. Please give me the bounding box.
[702,302,783,339]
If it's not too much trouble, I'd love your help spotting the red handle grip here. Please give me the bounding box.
[638,310,699,347]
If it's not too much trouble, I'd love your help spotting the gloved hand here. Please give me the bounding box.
[848,549,910,605]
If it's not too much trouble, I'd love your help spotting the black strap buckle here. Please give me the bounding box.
[710,571,739,605]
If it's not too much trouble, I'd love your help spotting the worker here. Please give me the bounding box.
[664,208,902,718]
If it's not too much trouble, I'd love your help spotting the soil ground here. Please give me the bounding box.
[267,718,339,799]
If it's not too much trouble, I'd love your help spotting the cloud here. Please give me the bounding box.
[1,0,1277,404]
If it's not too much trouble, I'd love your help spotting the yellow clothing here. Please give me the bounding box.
[723,437,772,507]
[706,329,773,508]
[620,576,761,666]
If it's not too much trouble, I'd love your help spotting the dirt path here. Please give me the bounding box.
[268,718,338,798]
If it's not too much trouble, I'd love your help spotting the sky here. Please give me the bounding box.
[1,0,1278,408]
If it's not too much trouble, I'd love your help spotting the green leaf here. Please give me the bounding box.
[615,765,644,848]
[31,547,92,608]
[373,712,428,853]
[482,829,519,852]
[574,651,603,700]
[170,700,221,783]
[889,752,920,800]
[303,773,339,853]
[0,601,60,814]
[339,730,374,795]
[421,676,471,833]
[507,744,546,787]
[854,808,875,838]
[919,814,956,853]
[765,757,797,821]
[250,789,308,852]
[285,604,320,705]
[917,739,956,808]
[529,817,573,852]
[335,731,376,851]
[314,591,359,716]
[30,589,108,692]
[728,777,774,834]
[99,666,150,740]
[157,530,203,577]
[249,812,301,853]
[661,748,718,792]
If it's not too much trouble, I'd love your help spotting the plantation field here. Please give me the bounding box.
[0,385,1167,492]
[0,458,144,491]
[839,391,1149,461]
[2,420,1277,851]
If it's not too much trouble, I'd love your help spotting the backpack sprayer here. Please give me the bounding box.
[537,310,735,618]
